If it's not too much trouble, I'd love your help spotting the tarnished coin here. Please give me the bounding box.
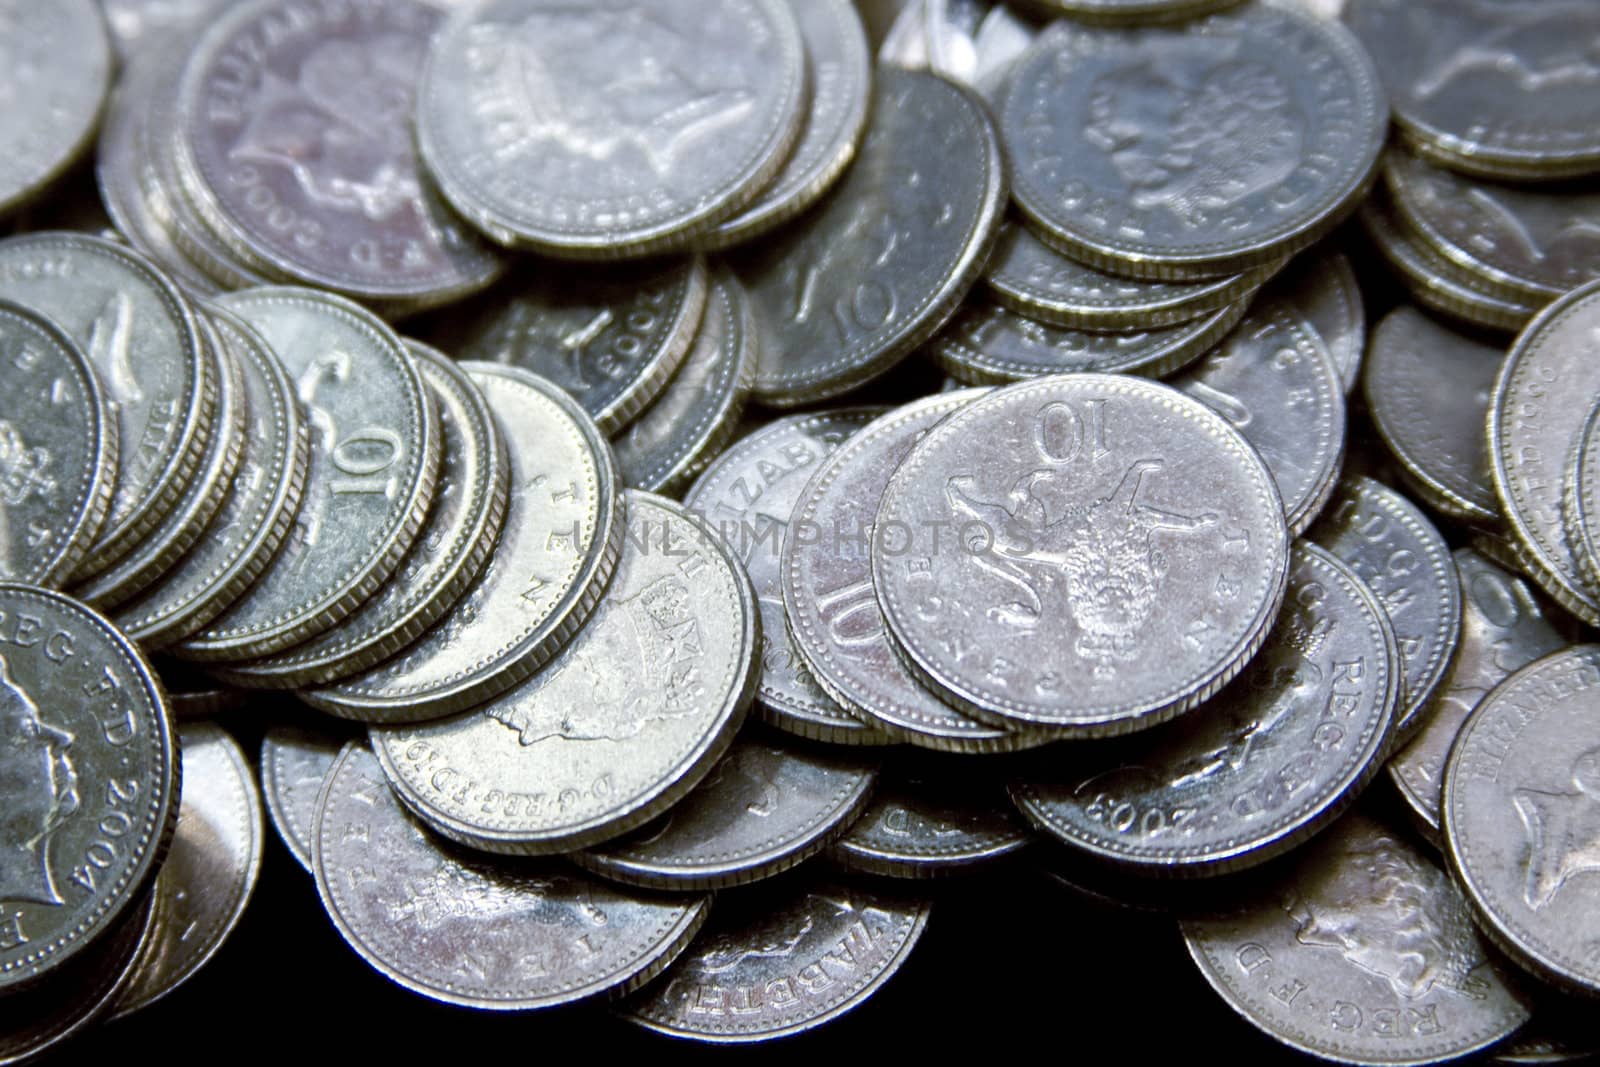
[313,743,710,1010]
[874,374,1290,737]
[1489,280,1600,624]
[1346,0,1600,181]
[1002,6,1385,278]
[371,491,757,854]
[418,0,807,256]
[0,300,116,588]
[0,233,214,579]
[612,272,756,495]
[222,343,508,688]
[0,583,178,993]
[260,723,346,874]
[703,0,873,249]
[438,257,707,435]
[783,391,1047,753]
[618,877,930,1042]
[178,288,440,661]
[0,1,111,217]
[1266,249,1365,395]
[109,724,262,1020]
[1389,550,1568,843]
[1444,645,1600,997]
[1012,543,1398,877]
[933,294,1249,386]
[304,362,620,723]
[576,732,879,890]
[1182,810,1531,1066]
[683,410,892,746]
[1174,297,1347,535]
[1363,307,1502,527]
[1310,477,1460,745]
[737,67,1006,406]
[833,753,1031,878]
[113,307,309,649]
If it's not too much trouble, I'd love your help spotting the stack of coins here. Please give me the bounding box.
[6,0,1600,1062]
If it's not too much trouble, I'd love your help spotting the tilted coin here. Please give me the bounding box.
[1389,550,1568,843]
[877,0,931,68]
[112,306,309,649]
[1011,0,1245,24]
[783,391,1047,753]
[737,67,1006,406]
[151,657,247,721]
[702,0,873,249]
[1444,645,1600,997]
[434,256,708,436]
[0,300,116,588]
[260,723,346,874]
[970,4,1037,102]
[1181,810,1531,1066]
[933,293,1249,387]
[313,743,710,1010]
[1564,404,1600,598]
[417,0,807,256]
[221,342,508,688]
[370,491,757,854]
[1174,297,1347,535]
[874,374,1290,737]
[0,0,111,218]
[1001,6,1386,278]
[683,410,892,746]
[303,362,621,723]
[177,288,440,661]
[1346,0,1600,181]
[0,584,178,993]
[1489,280,1600,624]
[1363,307,1502,527]
[1266,249,1365,395]
[618,877,930,1043]
[611,272,756,495]
[109,723,263,1020]
[576,732,880,891]
[1489,997,1600,1067]
[1309,477,1460,745]
[923,0,986,85]
[0,233,215,578]
[1012,543,1399,877]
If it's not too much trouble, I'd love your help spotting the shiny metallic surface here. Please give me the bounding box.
[261,723,345,874]
[1266,249,1365,395]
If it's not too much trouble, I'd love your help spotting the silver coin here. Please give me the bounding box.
[0,233,215,579]
[174,0,504,305]
[98,0,230,61]
[1565,404,1600,598]
[108,723,262,1019]
[1174,297,1347,535]
[612,272,756,495]
[618,877,930,1042]
[971,4,1037,102]
[576,732,880,890]
[1490,998,1600,1067]
[370,491,756,854]
[1388,550,1568,843]
[1489,280,1600,625]
[1363,307,1502,527]
[313,743,710,1010]
[1012,542,1398,877]
[260,723,345,874]
[878,0,931,68]
[1182,810,1532,1066]
[1266,249,1365,395]
[924,0,986,84]
[702,0,873,249]
[418,0,808,256]
[1444,645,1600,997]
[833,753,1031,878]
[874,374,1290,737]
[1309,477,1460,745]
[178,288,441,661]
[737,66,1006,407]
[0,583,178,993]
[0,1,111,218]
[783,391,1047,753]
[0,300,116,588]
[303,361,621,723]
[933,293,1250,387]
[1014,0,1246,24]
[1346,0,1600,181]
[222,343,508,688]
[683,410,892,746]
[1001,6,1386,278]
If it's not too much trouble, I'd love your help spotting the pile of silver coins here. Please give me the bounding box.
[4,0,1600,1061]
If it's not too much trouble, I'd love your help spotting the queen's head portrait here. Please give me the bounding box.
[0,654,77,907]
